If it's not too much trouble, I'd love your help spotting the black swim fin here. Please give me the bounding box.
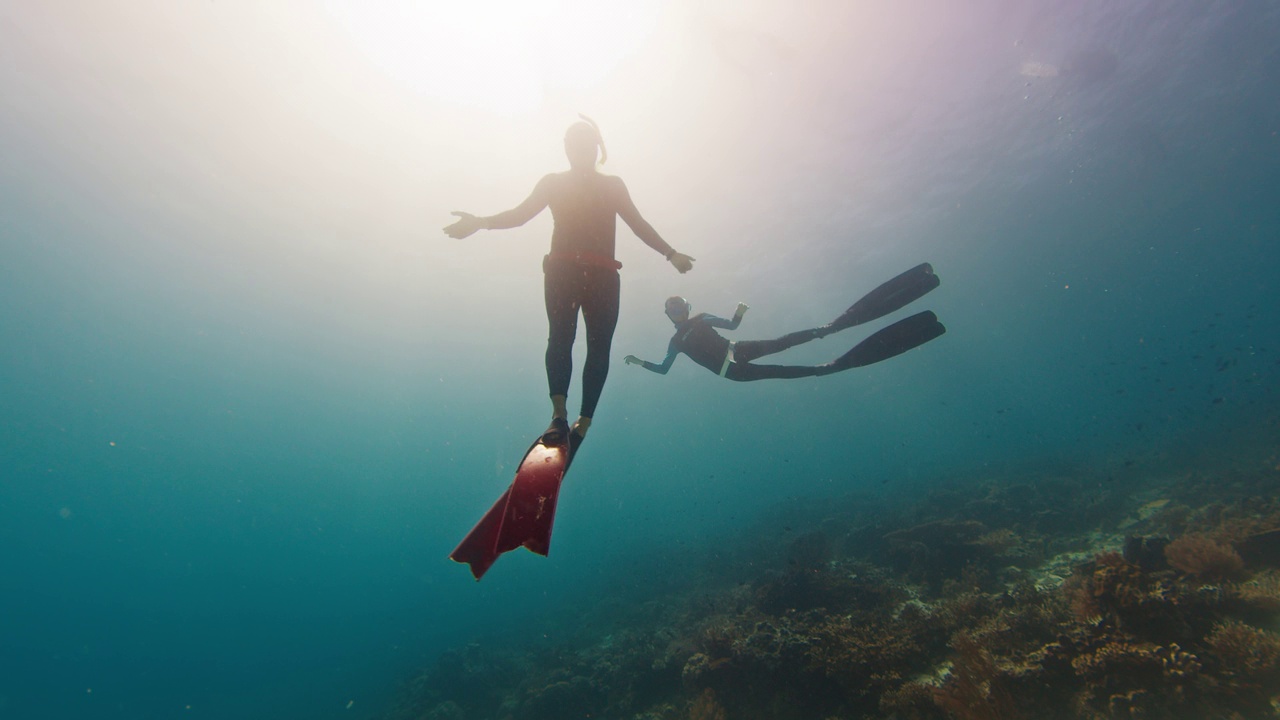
[828,263,940,333]
[834,310,946,369]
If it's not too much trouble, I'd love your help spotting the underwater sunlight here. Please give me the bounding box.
[323,0,663,114]
[2,1,1279,719]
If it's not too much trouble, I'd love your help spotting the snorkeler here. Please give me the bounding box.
[445,116,694,442]
[624,263,945,381]
[447,117,694,580]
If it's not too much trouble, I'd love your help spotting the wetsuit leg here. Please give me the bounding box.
[732,329,821,364]
[578,267,620,418]
[543,262,583,400]
[724,362,829,382]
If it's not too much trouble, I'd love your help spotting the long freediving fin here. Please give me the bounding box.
[449,422,577,580]
[835,310,946,368]
[829,263,940,332]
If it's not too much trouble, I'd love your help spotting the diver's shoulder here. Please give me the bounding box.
[545,169,621,185]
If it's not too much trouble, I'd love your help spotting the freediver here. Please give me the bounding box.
[624,264,945,381]
[445,116,695,444]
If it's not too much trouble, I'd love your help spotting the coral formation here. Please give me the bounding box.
[1232,568,1280,618]
[930,632,1015,720]
[688,688,725,720]
[380,462,1280,720]
[1164,533,1246,581]
[1206,618,1280,705]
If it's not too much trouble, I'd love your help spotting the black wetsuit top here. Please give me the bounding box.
[641,313,740,375]
[638,314,831,382]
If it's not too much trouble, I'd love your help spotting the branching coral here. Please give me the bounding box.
[960,591,1069,659]
[802,611,948,697]
[1207,620,1280,684]
[1155,642,1202,681]
[1067,639,1207,718]
[688,688,726,720]
[879,681,945,720]
[1067,552,1147,620]
[1069,638,1166,683]
[1164,533,1246,581]
[932,633,1015,720]
[1230,568,1280,617]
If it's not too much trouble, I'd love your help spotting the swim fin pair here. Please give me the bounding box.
[449,420,584,580]
[825,263,946,369]
[827,263,941,332]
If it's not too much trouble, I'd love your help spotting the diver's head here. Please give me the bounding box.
[664,296,690,323]
[564,115,606,170]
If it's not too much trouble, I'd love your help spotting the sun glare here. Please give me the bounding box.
[324,0,661,114]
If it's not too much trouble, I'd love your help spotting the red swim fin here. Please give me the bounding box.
[450,430,573,580]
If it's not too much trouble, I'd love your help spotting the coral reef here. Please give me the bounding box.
[1121,534,1169,571]
[1232,568,1280,618]
[688,688,725,720]
[883,519,1042,594]
[380,461,1280,720]
[1207,620,1280,687]
[1164,533,1246,581]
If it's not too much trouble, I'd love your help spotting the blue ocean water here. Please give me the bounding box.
[2,1,1278,718]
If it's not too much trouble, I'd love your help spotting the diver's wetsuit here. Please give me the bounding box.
[637,313,832,381]
[487,170,674,418]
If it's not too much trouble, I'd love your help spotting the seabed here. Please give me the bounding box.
[384,440,1280,720]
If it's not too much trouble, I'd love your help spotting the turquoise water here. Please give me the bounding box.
[2,1,1278,718]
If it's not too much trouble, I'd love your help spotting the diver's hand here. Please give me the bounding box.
[624,355,643,366]
[444,211,484,239]
[668,252,695,274]
[734,302,749,320]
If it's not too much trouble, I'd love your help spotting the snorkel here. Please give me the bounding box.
[564,114,607,169]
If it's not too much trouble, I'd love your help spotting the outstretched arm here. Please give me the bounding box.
[444,176,552,239]
[615,179,695,274]
[705,303,749,331]
[624,339,680,375]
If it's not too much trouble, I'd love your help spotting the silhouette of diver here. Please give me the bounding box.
[624,264,945,381]
[445,116,695,441]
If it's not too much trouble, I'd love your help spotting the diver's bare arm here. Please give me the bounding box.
[482,176,551,228]
[615,179,695,273]
[444,176,551,238]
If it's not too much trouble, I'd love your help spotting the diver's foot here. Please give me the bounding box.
[813,325,835,339]
[569,418,589,456]
[541,417,570,444]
